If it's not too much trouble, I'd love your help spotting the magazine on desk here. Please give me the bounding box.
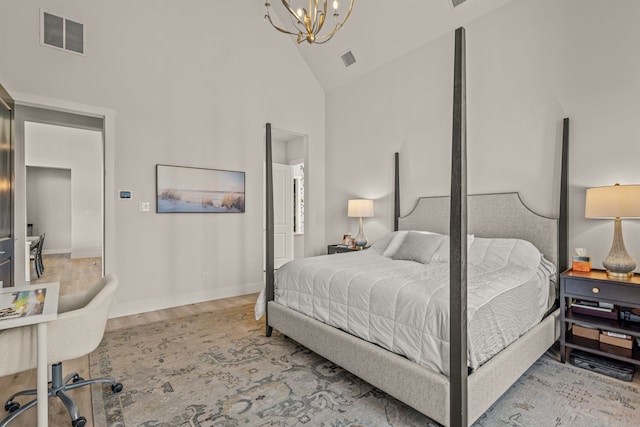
[0,288,47,319]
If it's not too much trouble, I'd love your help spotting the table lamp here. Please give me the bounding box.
[585,184,640,278]
[348,199,374,248]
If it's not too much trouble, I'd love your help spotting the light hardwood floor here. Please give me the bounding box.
[0,254,257,427]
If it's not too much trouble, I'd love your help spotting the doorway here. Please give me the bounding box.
[25,122,103,260]
[26,167,72,255]
[14,105,105,283]
[0,85,14,287]
[270,128,306,264]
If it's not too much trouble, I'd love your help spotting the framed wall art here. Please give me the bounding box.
[156,164,245,213]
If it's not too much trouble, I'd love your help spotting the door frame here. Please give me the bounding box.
[0,85,15,287]
[11,92,116,283]
[264,125,309,264]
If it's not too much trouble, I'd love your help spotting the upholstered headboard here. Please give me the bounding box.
[398,192,559,268]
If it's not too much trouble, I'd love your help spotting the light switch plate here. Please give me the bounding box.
[139,201,150,212]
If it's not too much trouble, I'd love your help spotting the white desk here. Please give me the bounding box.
[25,236,40,282]
[0,282,60,426]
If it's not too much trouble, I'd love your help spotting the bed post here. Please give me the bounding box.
[265,123,274,337]
[559,118,570,274]
[450,27,468,427]
[394,152,400,231]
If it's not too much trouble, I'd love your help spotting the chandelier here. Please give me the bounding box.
[264,1,355,44]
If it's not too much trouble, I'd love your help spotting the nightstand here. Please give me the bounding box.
[327,245,367,254]
[560,269,640,366]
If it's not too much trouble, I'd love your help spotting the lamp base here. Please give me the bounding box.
[354,217,367,248]
[602,218,636,280]
[605,270,634,279]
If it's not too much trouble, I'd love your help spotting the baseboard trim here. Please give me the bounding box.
[43,249,71,255]
[71,250,102,258]
[108,281,263,318]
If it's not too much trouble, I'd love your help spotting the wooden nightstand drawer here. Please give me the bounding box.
[564,279,640,304]
[562,270,640,307]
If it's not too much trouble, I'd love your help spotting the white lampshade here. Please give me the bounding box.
[585,183,640,278]
[585,184,640,218]
[348,199,374,218]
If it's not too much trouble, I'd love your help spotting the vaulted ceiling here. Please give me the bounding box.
[268,0,513,91]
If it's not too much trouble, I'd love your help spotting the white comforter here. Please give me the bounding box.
[258,236,555,377]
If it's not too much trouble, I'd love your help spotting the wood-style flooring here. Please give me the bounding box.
[0,254,257,427]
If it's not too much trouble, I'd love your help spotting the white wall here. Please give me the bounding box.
[0,0,326,317]
[25,122,102,258]
[26,166,72,254]
[326,0,640,272]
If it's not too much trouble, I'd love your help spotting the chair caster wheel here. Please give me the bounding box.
[72,416,87,427]
[4,401,20,413]
[111,383,124,393]
[72,374,84,383]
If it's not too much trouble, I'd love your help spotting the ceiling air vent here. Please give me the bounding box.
[340,51,356,68]
[451,0,469,7]
[40,10,84,54]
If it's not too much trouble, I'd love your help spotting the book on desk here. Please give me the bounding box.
[0,288,47,319]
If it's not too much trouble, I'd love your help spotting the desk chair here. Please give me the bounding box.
[28,237,40,278]
[36,233,46,276]
[28,233,45,278]
[0,275,123,427]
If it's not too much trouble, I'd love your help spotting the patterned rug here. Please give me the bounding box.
[90,304,639,426]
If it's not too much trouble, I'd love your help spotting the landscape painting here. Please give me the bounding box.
[156,164,245,213]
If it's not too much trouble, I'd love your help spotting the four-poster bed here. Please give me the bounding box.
[263,27,569,427]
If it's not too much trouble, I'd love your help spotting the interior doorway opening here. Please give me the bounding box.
[26,166,72,254]
[14,105,105,283]
[25,122,103,260]
[268,126,308,267]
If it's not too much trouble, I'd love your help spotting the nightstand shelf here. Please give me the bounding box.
[565,331,640,365]
[564,309,640,336]
[560,269,640,367]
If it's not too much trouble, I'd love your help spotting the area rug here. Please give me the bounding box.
[90,304,639,426]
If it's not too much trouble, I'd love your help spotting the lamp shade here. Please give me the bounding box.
[348,199,374,218]
[585,184,640,218]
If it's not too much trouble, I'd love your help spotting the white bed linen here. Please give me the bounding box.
[258,237,554,377]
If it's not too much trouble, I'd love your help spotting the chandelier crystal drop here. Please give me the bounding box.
[264,1,355,44]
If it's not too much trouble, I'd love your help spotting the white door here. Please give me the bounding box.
[272,163,293,269]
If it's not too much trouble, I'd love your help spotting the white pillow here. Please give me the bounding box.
[370,232,396,254]
[381,231,409,257]
[391,232,446,264]
[381,230,441,257]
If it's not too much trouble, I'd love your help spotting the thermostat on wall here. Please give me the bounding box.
[119,190,132,199]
